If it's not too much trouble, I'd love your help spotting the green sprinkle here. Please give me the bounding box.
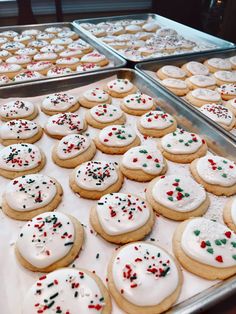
[205,240,211,246]
[232,255,236,260]
[167,144,171,147]
[142,163,147,167]
[220,239,227,244]
[175,179,180,182]
[217,166,222,170]
[222,173,227,178]
[185,193,190,197]
[231,242,236,248]
[215,240,222,246]
[168,196,173,201]
[207,248,214,254]
[194,230,200,236]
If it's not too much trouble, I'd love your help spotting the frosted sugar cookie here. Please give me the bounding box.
[80,52,109,67]
[0,63,22,79]
[214,70,236,86]
[157,65,186,80]
[105,79,138,98]
[41,92,79,115]
[13,70,44,82]
[33,52,58,63]
[78,88,111,109]
[185,75,216,90]
[47,66,72,77]
[204,58,232,73]
[161,78,189,96]
[226,97,236,115]
[27,61,53,75]
[217,83,236,100]
[0,99,38,121]
[55,57,80,71]
[173,217,236,279]
[0,74,11,85]
[121,93,156,115]
[181,61,209,76]
[6,55,32,68]
[223,197,236,232]
[229,55,236,70]
[185,88,221,107]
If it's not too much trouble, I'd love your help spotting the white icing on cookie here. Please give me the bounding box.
[96,193,151,235]
[81,52,106,63]
[13,70,43,82]
[107,79,134,94]
[98,125,136,147]
[56,57,79,65]
[214,71,236,82]
[161,78,187,89]
[191,89,221,101]
[152,175,206,212]
[42,93,77,111]
[217,84,236,95]
[0,100,35,119]
[0,63,22,73]
[161,128,204,154]
[22,268,105,314]
[34,52,58,61]
[58,30,77,38]
[59,49,83,58]
[125,25,142,32]
[0,119,39,140]
[0,49,12,58]
[1,42,25,50]
[15,47,37,56]
[0,30,18,38]
[75,161,118,191]
[51,38,73,45]
[28,40,48,48]
[40,44,64,53]
[0,37,8,44]
[0,143,42,171]
[181,217,236,267]
[186,61,209,75]
[45,26,63,33]
[14,34,32,42]
[27,61,52,71]
[36,33,55,41]
[231,198,236,225]
[90,104,123,123]
[76,63,101,72]
[142,22,160,32]
[196,156,236,187]
[45,113,85,136]
[189,75,216,87]
[6,55,31,65]
[47,66,72,77]
[161,65,186,79]
[56,134,91,160]
[140,111,175,130]
[122,145,165,175]
[22,29,41,36]
[0,75,11,85]
[83,88,109,102]
[207,58,232,70]
[199,104,233,126]
[68,39,91,51]
[112,242,179,306]
[123,93,154,110]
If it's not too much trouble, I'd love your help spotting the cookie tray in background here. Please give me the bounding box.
[73,13,235,65]
[0,68,235,314]
[135,49,236,142]
[0,22,126,86]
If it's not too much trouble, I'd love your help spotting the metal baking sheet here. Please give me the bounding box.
[0,22,126,86]
[73,13,235,64]
[0,68,235,314]
[135,49,236,142]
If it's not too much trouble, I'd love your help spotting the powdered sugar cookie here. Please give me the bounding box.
[0,143,45,179]
[173,217,236,279]
[185,88,221,107]
[15,212,83,272]
[185,75,216,90]
[47,66,72,77]
[107,242,182,314]
[2,174,62,220]
[44,112,87,139]
[52,134,96,168]
[22,268,111,314]
[0,119,43,145]
[214,70,236,86]
[121,145,167,182]
[27,61,52,75]
[161,78,189,96]
[157,65,186,80]
[0,63,22,79]
[223,197,236,232]
[90,193,155,244]
[85,104,126,129]
[226,97,236,115]
[190,155,236,196]
[199,104,235,131]
[105,79,138,98]
[0,99,38,121]
[217,83,236,100]
[41,93,79,115]
[204,58,232,73]
[80,52,109,67]
[69,160,123,200]
[161,128,207,163]
[94,125,140,155]
[146,175,209,220]
[13,70,44,82]
[137,110,177,137]
[121,93,156,115]
[181,61,209,76]
[78,88,111,109]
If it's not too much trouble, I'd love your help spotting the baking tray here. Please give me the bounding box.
[73,13,235,65]
[0,22,126,86]
[135,49,236,142]
[0,68,235,314]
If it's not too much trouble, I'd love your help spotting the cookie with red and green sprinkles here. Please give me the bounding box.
[94,124,140,155]
[190,155,236,196]
[120,93,156,116]
[146,174,209,220]
[107,242,182,314]
[41,92,80,115]
[85,103,126,129]
[22,268,112,314]
[0,143,46,179]
[0,99,38,121]
[15,212,84,272]
[160,128,207,163]
[105,78,138,98]
[173,217,236,279]
[120,145,167,182]
[217,83,236,100]
[78,88,111,109]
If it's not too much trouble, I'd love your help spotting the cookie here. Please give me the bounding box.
[85,103,126,129]
[190,155,236,196]
[160,78,189,96]
[226,97,236,115]
[157,65,186,80]
[94,125,140,155]
[27,61,52,75]
[214,70,236,86]
[181,61,209,76]
[15,212,83,272]
[229,55,236,70]
[137,110,177,137]
[173,217,236,279]
[107,242,182,314]
[33,52,58,63]
[41,92,80,115]
[80,52,109,67]
[22,268,112,314]
[223,197,236,232]
[185,88,221,107]
[0,74,11,85]
[52,134,96,168]
[47,66,73,77]
[120,93,156,115]
[78,88,111,109]
[185,75,216,90]
[0,143,46,179]
[90,193,155,243]
[44,112,87,139]
[105,79,138,98]
[69,160,123,200]
[120,145,167,182]
[146,174,209,220]
[0,63,22,79]
[6,55,32,68]
[13,70,43,82]
[217,83,236,100]
[0,119,43,146]
[2,174,62,220]
[199,104,235,131]
[204,58,232,73]
[55,57,80,70]
[160,128,207,163]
